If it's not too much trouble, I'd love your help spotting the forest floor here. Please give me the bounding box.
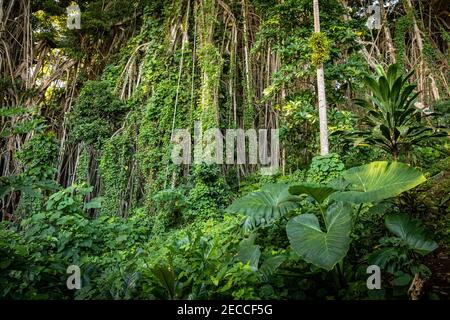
[424,246,450,299]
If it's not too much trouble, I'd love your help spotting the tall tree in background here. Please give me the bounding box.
[313,0,329,155]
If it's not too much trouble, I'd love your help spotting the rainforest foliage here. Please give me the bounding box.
[0,0,449,300]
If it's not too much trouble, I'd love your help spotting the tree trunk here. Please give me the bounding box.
[379,0,396,63]
[404,0,440,102]
[313,0,329,155]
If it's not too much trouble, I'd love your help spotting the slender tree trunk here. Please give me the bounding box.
[313,0,329,155]
[404,0,440,102]
[379,0,396,63]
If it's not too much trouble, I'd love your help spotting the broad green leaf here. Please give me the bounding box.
[367,247,402,273]
[0,259,12,269]
[286,202,352,271]
[259,255,286,280]
[239,233,257,247]
[227,184,300,230]
[115,234,128,242]
[331,161,426,203]
[84,197,103,210]
[237,244,261,271]
[289,183,337,204]
[151,265,177,299]
[34,180,60,191]
[385,214,438,254]
[394,272,411,286]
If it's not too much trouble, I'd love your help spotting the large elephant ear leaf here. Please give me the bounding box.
[227,183,300,231]
[237,243,261,271]
[259,255,286,281]
[289,183,337,204]
[331,161,426,204]
[385,214,438,254]
[286,202,352,271]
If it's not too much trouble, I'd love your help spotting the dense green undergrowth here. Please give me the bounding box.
[1,0,449,301]
[1,153,449,300]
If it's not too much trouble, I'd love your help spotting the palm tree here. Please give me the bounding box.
[313,0,329,155]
